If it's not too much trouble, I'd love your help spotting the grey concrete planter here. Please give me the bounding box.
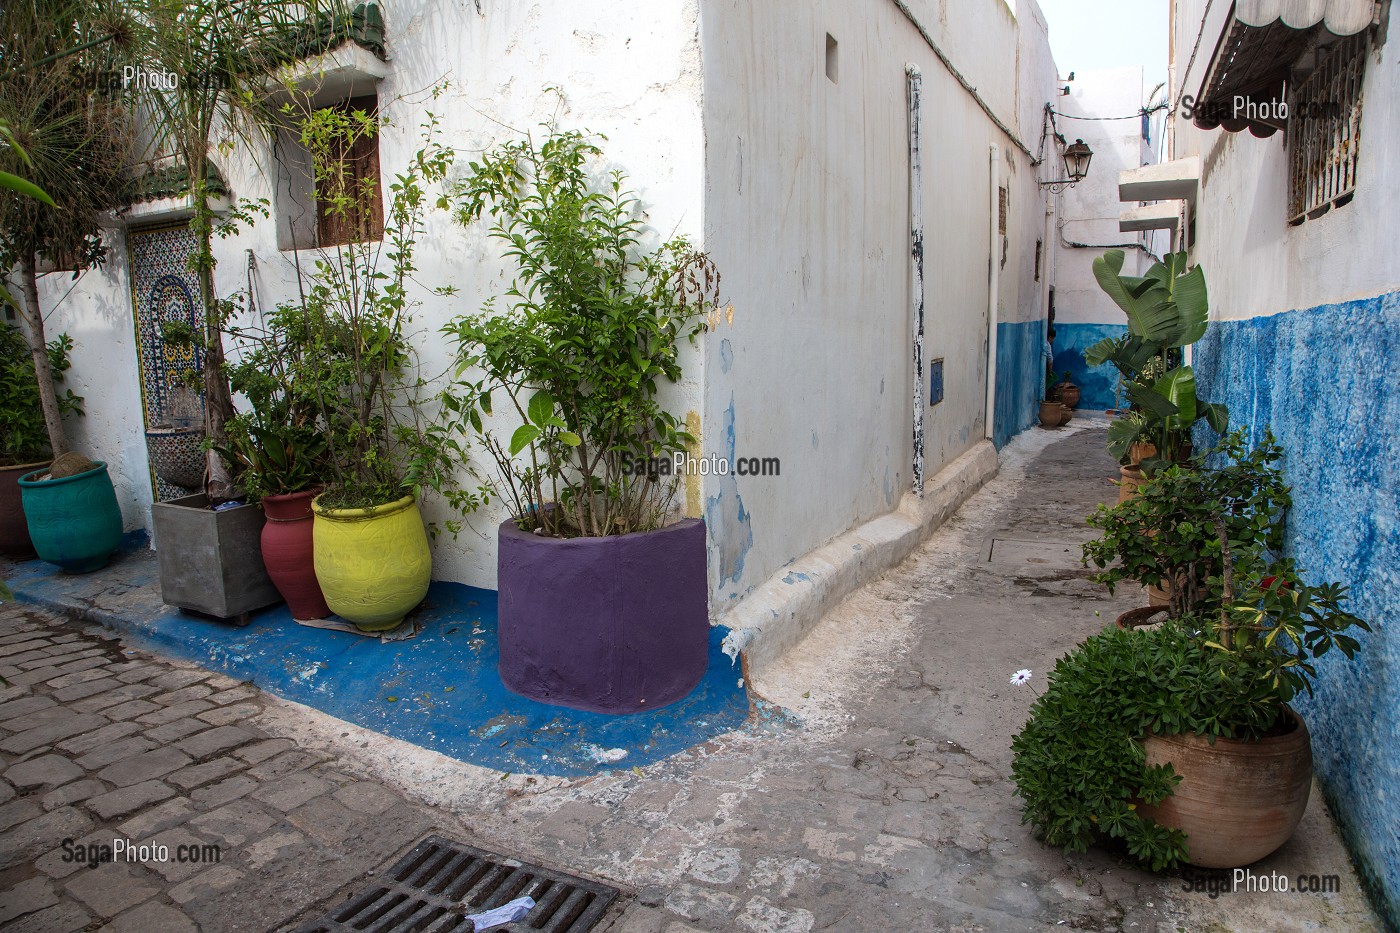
[152,494,281,622]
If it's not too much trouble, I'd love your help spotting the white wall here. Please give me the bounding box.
[25,225,153,534]
[1054,66,1158,327]
[699,0,1057,605]
[1171,1,1400,319]
[32,0,708,589]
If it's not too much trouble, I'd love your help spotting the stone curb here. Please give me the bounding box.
[721,440,999,676]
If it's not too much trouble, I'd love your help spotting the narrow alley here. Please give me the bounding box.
[1,422,1381,932]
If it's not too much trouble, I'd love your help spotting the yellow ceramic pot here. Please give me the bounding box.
[311,494,431,631]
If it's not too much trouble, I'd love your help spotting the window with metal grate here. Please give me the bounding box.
[1287,32,1370,225]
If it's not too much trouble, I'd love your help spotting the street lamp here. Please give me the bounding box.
[1040,137,1094,193]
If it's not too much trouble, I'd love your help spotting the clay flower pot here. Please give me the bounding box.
[18,462,123,573]
[312,494,430,631]
[1138,708,1312,868]
[1116,464,1147,504]
[1039,400,1064,428]
[1,460,48,558]
[261,489,330,620]
[1055,380,1081,410]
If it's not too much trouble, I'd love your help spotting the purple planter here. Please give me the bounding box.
[497,517,709,714]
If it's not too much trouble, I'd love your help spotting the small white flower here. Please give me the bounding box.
[1010,669,1033,686]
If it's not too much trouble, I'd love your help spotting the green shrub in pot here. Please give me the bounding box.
[1082,430,1290,618]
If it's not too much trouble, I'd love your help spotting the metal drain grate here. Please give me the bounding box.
[296,835,620,933]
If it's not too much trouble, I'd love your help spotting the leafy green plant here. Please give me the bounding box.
[443,124,722,537]
[294,106,481,522]
[0,0,129,458]
[1083,430,1290,618]
[1012,590,1368,870]
[1030,431,1372,870]
[209,301,332,500]
[1085,251,1226,470]
[0,325,83,466]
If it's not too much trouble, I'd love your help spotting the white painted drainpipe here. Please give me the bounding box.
[907,64,926,494]
[985,144,1000,441]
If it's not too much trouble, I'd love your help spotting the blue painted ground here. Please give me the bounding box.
[1195,290,1400,929]
[3,537,760,778]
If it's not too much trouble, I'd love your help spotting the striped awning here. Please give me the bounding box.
[1235,0,1377,33]
[1192,0,1382,135]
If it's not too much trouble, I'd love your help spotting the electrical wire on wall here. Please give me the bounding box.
[1057,216,1163,264]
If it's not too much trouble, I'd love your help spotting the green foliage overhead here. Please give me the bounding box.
[0,325,83,466]
[444,124,722,537]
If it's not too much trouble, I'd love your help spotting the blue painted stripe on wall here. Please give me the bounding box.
[1195,290,1400,929]
[994,319,1045,449]
[1052,322,1128,412]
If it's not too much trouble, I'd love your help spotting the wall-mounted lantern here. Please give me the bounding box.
[1040,137,1093,193]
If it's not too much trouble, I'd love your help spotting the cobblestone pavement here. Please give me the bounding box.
[0,423,1387,932]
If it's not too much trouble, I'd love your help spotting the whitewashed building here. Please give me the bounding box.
[23,0,1064,669]
[1048,66,1165,412]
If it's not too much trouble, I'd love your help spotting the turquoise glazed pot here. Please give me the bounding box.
[19,462,123,573]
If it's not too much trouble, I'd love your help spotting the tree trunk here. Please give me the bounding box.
[191,183,236,502]
[17,254,68,458]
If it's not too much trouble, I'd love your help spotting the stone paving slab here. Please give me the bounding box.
[0,425,1388,933]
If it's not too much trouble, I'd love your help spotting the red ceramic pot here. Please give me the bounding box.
[1,461,48,559]
[261,489,330,620]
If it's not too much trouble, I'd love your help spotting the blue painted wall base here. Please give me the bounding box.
[1195,290,1400,929]
[995,319,1045,448]
[1052,322,1128,412]
[2,541,762,777]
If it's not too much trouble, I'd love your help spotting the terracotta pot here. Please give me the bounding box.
[1058,405,1074,426]
[1146,581,1171,607]
[1039,400,1063,428]
[1115,606,1168,630]
[1117,464,1146,504]
[1128,441,1158,466]
[1,460,48,558]
[1056,381,1081,410]
[1139,708,1312,868]
[261,490,330,620]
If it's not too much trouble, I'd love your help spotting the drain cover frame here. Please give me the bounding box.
[296,834,621,933]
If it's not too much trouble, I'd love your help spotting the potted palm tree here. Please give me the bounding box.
[444,125,723,714]
[0,0,127,572]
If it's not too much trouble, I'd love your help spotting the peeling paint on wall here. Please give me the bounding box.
[707,398,753,594]
[1195,290,1400,929]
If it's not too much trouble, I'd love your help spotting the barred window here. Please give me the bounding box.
[1287,32,1370,225]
